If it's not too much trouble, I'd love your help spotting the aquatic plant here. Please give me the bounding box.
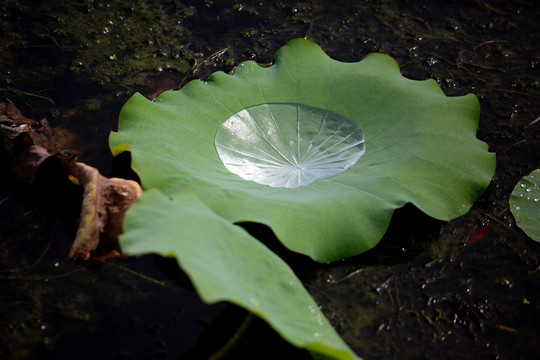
[510,169,540,241]
[110,39,495,358]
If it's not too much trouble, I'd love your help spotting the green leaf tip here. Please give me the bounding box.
[110,143,131,157]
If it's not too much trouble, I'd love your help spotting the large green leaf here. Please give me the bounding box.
[510,169,540,241]
[110,38,495,358]
[110,38,495,262]
[122,189,359,359]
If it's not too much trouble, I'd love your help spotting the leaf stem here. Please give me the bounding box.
[209,312,254,360]
[0,87,55,104]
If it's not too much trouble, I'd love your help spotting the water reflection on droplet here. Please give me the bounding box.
[215,103,366,188]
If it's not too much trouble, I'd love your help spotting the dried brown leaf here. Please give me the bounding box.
[68,162,142,261]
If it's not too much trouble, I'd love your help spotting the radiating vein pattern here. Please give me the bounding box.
[215,103,366,188]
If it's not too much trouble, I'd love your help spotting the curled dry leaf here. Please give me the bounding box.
[1,99,142,262]
[68,162,142,261]
[8,144,53,186]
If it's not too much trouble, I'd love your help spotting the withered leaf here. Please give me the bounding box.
[68,162,142,261]
[1,99,143,263]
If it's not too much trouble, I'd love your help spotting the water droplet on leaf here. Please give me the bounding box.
[215,103,366,188]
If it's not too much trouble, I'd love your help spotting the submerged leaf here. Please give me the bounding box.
[510,169,540,241]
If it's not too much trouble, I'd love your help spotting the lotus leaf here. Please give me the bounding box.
[110,38,494,262]
[510,169,540,241]
[110,38,495,358]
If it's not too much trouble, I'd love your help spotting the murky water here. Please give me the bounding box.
[1,0,539,359]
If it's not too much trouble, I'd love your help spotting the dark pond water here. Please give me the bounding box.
[1,0,539,359]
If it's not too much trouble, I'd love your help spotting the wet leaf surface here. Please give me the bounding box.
[510,169,540,241]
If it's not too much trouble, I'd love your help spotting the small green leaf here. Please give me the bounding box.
[121,189,361,360]
[510,169,540,241]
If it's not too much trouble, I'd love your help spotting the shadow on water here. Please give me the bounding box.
[239,203,443,278]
